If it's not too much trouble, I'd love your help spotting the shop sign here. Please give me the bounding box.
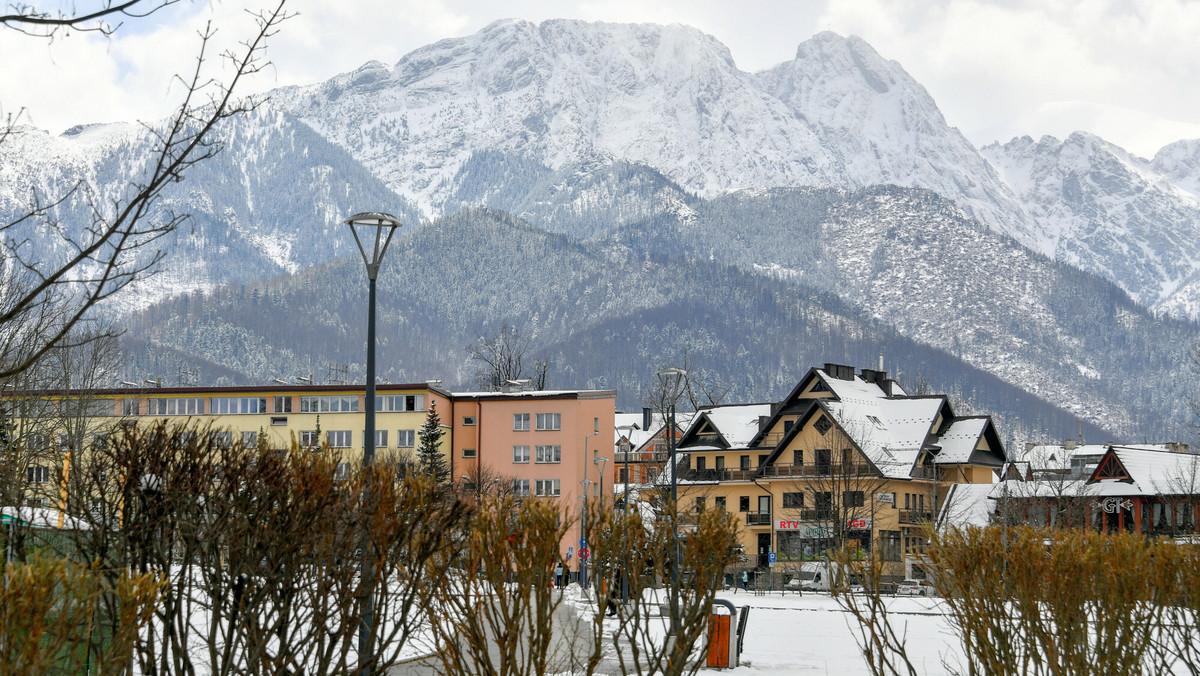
[1092,497,1133,514]
[846,518,872,530]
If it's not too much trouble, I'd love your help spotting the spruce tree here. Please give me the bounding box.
[417,401,449,484]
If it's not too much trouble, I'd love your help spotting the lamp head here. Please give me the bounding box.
[345,211,403,280]
[656,367,687,402]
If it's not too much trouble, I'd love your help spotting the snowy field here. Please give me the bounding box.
[559,586,964,675]
[710,591,962,675]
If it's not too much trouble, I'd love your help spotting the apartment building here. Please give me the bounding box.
[673,363,1006,581]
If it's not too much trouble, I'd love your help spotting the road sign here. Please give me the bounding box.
[768,551,776,567]
[579,547,590,561]
[580,538,588,549]
[567,546,573,560]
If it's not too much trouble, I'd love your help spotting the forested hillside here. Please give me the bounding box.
[122,207,1118,449]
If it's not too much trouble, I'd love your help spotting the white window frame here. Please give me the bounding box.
[535,444,561,464]
[147,397,205,416]
[513,445,530,463]
[210,397,268,415]
[328,431,352,448]
[26,465,50,484]
[513,479,530,496]
[300,430,320,448]
[463,448,477,458]
[299,395,359,413]
[513,413,530,431]
[241,431,259,447]
[535,413,561,431]
[534,478,560,497]
[397,429,415,448]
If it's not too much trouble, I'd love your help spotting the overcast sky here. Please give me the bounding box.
[5,0,1200,157]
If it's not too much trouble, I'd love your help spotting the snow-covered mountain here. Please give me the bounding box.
[982,133,1200,317]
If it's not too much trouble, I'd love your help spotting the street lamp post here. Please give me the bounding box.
[617,425,635,513]
[345,211,402,676]
[656,367,687,634]
[580,477,593,587]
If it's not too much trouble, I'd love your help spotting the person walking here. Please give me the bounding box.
[741,570,749,593]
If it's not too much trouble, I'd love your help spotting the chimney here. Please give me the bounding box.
[823,363,854,381]
[1064,438,1076,450]
[880,378,895,396]
[758,415,770,431]
[642,407,652,431]
[860,369,878,384]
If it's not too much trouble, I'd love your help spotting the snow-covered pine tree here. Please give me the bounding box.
[417,401,448,484]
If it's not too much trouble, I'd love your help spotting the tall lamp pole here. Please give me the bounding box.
[617,425,634,513]
[346,211,402,676]
[656,367,686,634]
[580,477,593,587]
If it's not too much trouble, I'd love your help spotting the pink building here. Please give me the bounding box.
[450,386,616,577]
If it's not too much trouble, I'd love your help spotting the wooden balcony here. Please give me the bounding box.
[677,468,757,482]
[757,463,876,478]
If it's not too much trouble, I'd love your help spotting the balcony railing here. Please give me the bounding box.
[757,463,876,478]
[899,510,934,525]
[677,468,757,482]
[615,451,669,463]
[746,511,772,526]
[908,468,940,480]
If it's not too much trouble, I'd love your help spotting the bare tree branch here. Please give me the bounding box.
[0,0,183,38]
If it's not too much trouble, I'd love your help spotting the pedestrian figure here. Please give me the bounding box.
[555,563,563,589]
[606,570,622,617]
[741,570,749,592]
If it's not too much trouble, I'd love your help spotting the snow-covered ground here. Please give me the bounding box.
[561,585,963,675]
[712,590,961,675]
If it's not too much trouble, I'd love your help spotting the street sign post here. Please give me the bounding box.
[768,551,776,567]
[579,546,590,561]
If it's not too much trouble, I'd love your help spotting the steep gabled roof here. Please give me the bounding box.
[680,403,772,451]
[933,417,1005,466]
[822,397,945,479]
[1087,446,1200,496]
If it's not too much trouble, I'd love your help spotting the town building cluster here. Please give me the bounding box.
[5,362,1196,584]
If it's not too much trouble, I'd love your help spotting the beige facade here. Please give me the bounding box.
[674,363,1005,582]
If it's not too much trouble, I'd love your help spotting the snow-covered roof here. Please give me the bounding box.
[938,483,996,531]
[997,445,1200,498]
[698,403,772,449]
[822,398,937,479]
[1,506,91,530]
[614,411,695,452]
[935,418,989,464]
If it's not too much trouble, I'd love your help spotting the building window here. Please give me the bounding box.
[696,456,707,471]
[535,479,560,497]
[120,398,140,416]
[758,454,768,467]
[241,431,259,447]
[147,397,204,415]
[535,413,561,431]
[816,449,832,474]
[740,455,750,471]
[210,431,233,449]
[328,431,352,448]
[880,530,902,561]
[397,430,415,447]
[26,434,47,452]
[715,496,727,510]
[26,465,49,484]
[462,416,477,426]
[816,492,834,518]
[210,397,268,415]
[783,419,794,434]
[513,445,530,463]
[814,416,832,435]
[463,448,477,458]
[513,479,530,496]
[363,430,387,448]
[300,430,320,448]
[377,394,424,412]
[299,395,358,413]
[843,491,865,508]
[695,497,706,512]
[716,456,725,470]
[535,445,561,463]
[334,462,351,481]
[274,395,292,413]
[619,467,628,483]
[783,492,804,509]
[513,413,530,431]
[270,416,287,426]
[739,496,750,512]
[793,450,803,466]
